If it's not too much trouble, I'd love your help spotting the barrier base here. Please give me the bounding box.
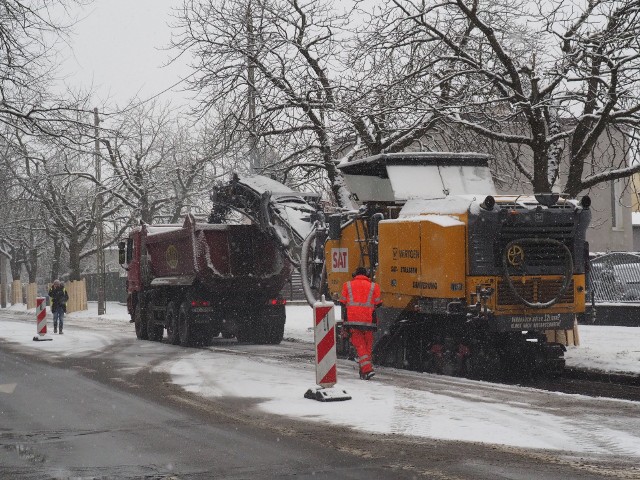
[33,335,53,342]
[304,386,351,402]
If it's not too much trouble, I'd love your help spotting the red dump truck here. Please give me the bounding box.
[119,213,292,346]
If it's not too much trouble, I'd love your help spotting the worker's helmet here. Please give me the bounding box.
[53,279,61,286]
[353,267,369,277]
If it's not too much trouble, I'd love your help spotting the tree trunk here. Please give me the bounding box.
[140,191,153,224]
[532,148,551,194]
[51,237,62,282]
[68,235,82,281]
[26,248,37,283]
[7,246,21,283]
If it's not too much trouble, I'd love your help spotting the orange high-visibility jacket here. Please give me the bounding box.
[340,275,382,330]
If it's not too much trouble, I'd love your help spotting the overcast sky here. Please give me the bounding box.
[58,0,192,108]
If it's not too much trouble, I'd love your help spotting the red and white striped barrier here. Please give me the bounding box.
[304,296,350,402]
[313,296,337,387]
[33,297,52,341]
[36,297,47,335]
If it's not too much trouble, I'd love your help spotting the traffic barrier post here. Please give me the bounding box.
[33,297,52,342]
[304,295,351,402]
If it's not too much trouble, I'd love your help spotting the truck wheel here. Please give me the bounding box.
[134,303,148,340]
[178,302,193,347]
[147,310,164,342]
[265,319,285,344]
[259,306,285,344]
[250,319,283,345]
[191,325,214,347]
[236,322,254,343]
[165,302,180,345]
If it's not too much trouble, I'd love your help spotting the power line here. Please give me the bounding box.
[99,68,200,117]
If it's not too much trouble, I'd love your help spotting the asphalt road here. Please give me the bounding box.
[0,349,403,479]
[1,309,639,480]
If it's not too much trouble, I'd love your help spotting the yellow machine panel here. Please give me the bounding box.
[325,220,369,301]
[378,220,421,296]
[378,216,466,302]
[420,216,466,298]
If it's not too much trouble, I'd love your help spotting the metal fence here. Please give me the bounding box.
[588,252,640,303]
[84,272,127,303]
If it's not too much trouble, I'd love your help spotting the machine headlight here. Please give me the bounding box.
[480,195,495,210]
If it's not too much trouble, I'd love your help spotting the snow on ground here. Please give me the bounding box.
[1,301,640,455]
[564,325,640,374]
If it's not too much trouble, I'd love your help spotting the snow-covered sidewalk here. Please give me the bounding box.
[1,302,640,457]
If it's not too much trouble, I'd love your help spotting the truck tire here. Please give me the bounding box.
[134,303,148,340]
[165,302,180,345]
[251,319,285,345]
[178,301,193,347]
[260,306,286,344]
[147,309,164,342]
[192,325,215,347]
[265,319,285,344]
[236,322,254,343]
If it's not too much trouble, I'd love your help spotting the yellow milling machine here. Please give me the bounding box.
[301,152,591,379]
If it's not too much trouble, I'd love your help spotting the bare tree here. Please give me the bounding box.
[2,126,124,281]
[340,3,450,157]
[171,0,356,207]
[367,0,640,195]
[0,127,52,283]
[65,101,224,225]
[0,0,94,139]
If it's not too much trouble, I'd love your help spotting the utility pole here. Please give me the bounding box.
[95,108,106,315]
[247,1,259,173]
[0,253,5,308]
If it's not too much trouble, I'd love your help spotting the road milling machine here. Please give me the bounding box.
[301,152,591,378]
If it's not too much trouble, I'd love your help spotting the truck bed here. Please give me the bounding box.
[143,218,291,299]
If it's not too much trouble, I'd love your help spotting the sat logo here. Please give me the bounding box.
[331,248,349,273]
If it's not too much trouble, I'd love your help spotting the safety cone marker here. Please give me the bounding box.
[33,297,53,342]
[304,295,351,402]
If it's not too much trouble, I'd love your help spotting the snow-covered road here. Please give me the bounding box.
[1,302,640,460]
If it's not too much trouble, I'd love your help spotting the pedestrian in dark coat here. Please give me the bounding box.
[48,279,69,334]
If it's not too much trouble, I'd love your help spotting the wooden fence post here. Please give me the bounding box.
[65,280,87,313]
[11,280,22,305]
[26,283,37,309]
[67,280,76,313]
[81,278,87,311]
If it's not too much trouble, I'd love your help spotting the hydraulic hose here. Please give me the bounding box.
[502,238,574,309]
[300,227,326,307]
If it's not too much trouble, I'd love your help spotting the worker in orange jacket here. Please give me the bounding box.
[340,267,382,380]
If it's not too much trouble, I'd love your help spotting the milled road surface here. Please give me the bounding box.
[1,310,639,479]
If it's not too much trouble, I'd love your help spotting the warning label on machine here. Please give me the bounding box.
[331,248,349,273]
[494,313,574,331]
